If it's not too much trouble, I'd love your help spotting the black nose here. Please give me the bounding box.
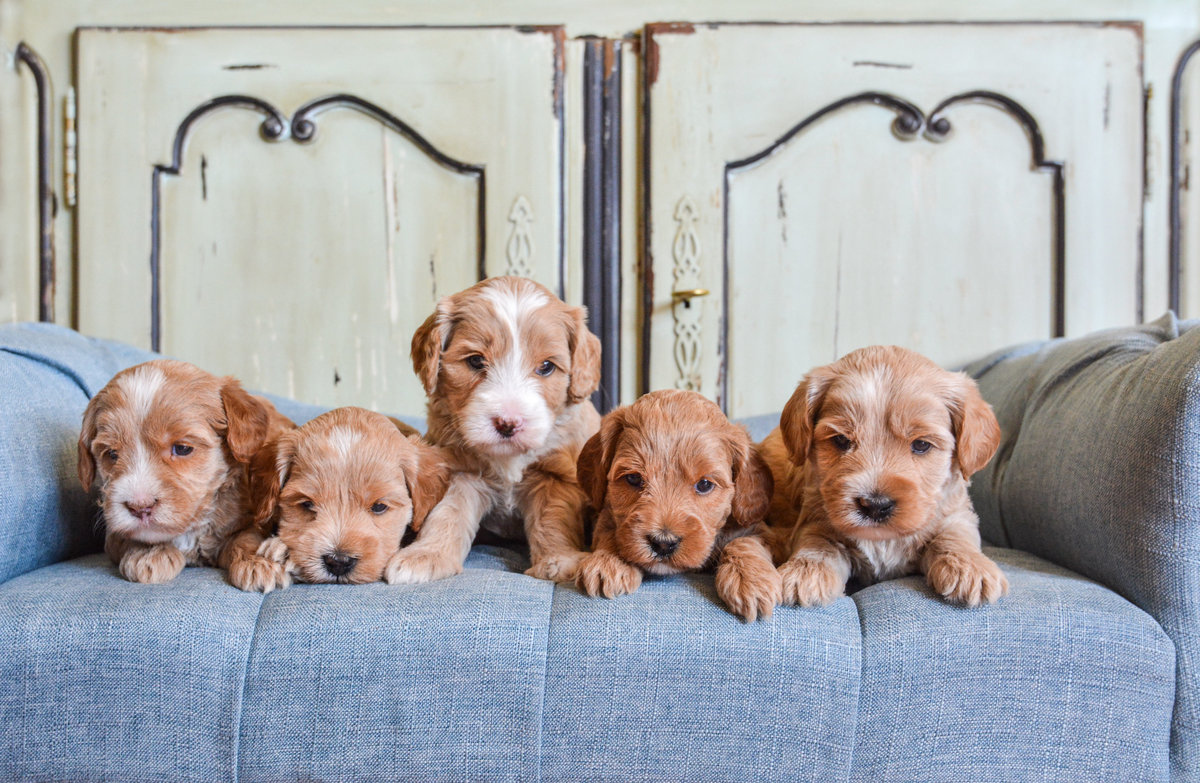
[647,533,681,558]
[322,552,359,577]
[493,417,520,438]
[855,494,896,522]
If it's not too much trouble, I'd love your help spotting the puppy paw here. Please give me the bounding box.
[576,551,643,598]
[229,555,292,593]
[525,551,585,583]
[120,544,186,584]
[778,556,845,607]
[384,548,462,585]
[926,551,1009,607]
[256,536,290,564]
[716,546,782,622]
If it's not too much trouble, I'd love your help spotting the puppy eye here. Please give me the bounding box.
[370,502,388,515]
[299,500,315,512]
[831,434,853,452]
[623,473,644,490]
[103,449,119,463]
[694,478,715,495]
[911,439,933,455]
[171,443,194,457]
[534,360,556,377]
[466,354,486,371]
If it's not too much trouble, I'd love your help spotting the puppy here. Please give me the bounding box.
[78,360,293,584]
[574,390,779,620]
[222,407,450,589]
[762,345,1007,608]
[385,276,601,585]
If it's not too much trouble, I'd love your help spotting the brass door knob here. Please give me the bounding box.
[671,288,710,304]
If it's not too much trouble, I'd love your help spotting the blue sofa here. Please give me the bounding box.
[0,319,1190,782]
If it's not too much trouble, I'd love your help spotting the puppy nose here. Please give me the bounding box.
[123,499,158,521]
[322,552,359,577]
[493,417,523,438]
[855,494,896,522]
[647,533,681,558]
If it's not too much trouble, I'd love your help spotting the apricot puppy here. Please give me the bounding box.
[385,276,601,586]
[222,407,449,589]
[762,345,1007,608]
[78,360,293,584]
[575,389,779,621]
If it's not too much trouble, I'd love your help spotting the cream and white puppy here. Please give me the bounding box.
[385,276,601,584]
[78,360,293,583]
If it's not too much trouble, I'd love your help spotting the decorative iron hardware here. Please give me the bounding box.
[149,93,485,351]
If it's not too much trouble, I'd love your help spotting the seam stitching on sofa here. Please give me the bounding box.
[845,594,867,782]
[533,583,555,783]
[230,591,270,783]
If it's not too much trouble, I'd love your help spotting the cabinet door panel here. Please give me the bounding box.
[76,26,563,413]
[645,23,1143,418]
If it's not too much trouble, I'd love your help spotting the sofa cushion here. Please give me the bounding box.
[0,553,263,783]
[540,572,862,783]
[0,542,1176,782]
[964,312,1200,778]
[236,545,553,783]
[0,546,553,783]
[850,547,1175,782]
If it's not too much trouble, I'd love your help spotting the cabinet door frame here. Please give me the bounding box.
[640,21,1145,414]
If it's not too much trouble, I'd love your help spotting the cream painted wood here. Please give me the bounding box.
[1179,43,1200,319]
[645,23,1144,417]
[75,27,563,413]
[0,43,40,323]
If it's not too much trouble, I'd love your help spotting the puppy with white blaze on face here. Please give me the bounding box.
[385,276,602,584]
[761,345,1008,608]
[77,360,294,584]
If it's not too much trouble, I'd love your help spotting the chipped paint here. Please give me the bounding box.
[645,23,695,87]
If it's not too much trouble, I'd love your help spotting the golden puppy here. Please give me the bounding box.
[575,389,779,621]
[78,360,293,584]
[385,276,601,585]
[763,345,1006,608]
[222,407,449,589]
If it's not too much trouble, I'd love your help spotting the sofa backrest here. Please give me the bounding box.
[0,323,158,584]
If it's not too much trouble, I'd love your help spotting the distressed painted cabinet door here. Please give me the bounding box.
[75,26,564,414]
[643,23,1144,418]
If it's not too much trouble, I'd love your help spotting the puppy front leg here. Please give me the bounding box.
[108,533,186,584]
[220,528,292,593]
[777,530,851,607]
[384,474,490,585]
[922,518,1008,607]
[575,510,642,598]
[716,531,782,622]
[520,468,589,582]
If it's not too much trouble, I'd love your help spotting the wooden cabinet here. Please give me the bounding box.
[74,26,564,414]
[642,23,1144,417]
[3,4,1198,417]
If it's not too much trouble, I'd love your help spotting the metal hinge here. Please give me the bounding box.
[64,85,76,208]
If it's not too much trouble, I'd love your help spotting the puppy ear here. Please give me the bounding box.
[407,439,450,532]
[411,298,452,396]
[77,395,101,492]
[575,408,626,510]
[220,380,273,464]
[248,433,294,534]
[567,305,602,404]
[948,373,1002,479]
[779,366,837,465]
[726,426,775,526]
